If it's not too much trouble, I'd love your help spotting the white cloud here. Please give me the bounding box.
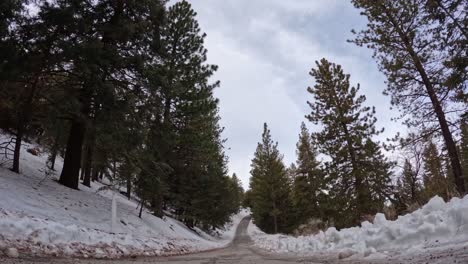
[186,0,401,189]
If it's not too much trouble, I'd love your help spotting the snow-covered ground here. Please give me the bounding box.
[248,195,468,261]
[0,133,249,258]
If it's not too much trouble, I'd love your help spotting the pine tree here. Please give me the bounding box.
[397,159,422,207]
[230,173,245,211]
[350,0,466,194]
[360,139,394,211]
[306,58,393,228]
[442,152,457,200]
[0,0,60,173]
[292,122,323,226]
[461,120,468,188]
[145,0,235,229]
[249,123,294,234]
[286,163,297,181]
[423,141,449,201]
[0,0,239,230]
[34,0,165,189]
[424,0,467,110]
[243,189,253,209]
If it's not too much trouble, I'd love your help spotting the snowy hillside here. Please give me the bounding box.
[248,195,468,261]
[0,134,248,258]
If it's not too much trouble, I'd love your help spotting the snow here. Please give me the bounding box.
[0,133,246,258]
[219,208,250,242]
[248,195,468,259]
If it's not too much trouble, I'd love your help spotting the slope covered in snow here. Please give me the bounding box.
[248,195,468,260]
[0,134,248,258]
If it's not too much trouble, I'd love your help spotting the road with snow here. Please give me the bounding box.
[2,216,468,263]
[0,216,323,263]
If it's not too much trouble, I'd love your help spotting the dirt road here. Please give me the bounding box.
[2,216,467,263]
[1,216,325,264]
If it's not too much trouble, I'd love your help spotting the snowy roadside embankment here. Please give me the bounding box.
[0,207,249,259]
[0,134,247,258]
[0,208,207,258]
[248,196,468,258]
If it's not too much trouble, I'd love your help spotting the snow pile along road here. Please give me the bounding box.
[249,195,468,258]
[0,208,206,258]
[0,133,247,258]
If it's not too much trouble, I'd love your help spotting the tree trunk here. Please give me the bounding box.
[126,175,132,200]
[48,128,61,171]
[410,55,465,194]
[82,142,93,187]
[340,123,366,222]
[83,146,92,187]
[382,3,466,195]
[49,146,57,171]
[80,144,86,181]
[273,214,278,234]
[138,198,144,218]
[92,166,99,182]
[80,165,85,180]
[59,119,86,190]
[12,76,40,173]
[11,128,23,173]
[272,200,278,233]
[330,86,364,221]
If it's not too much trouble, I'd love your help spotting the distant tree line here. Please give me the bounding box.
[248,0,467,234]
[0,0,243,230]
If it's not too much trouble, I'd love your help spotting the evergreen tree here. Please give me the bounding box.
[424,0,467,110]
[397,159,422,207]
[249,123,294,234]
[242,189,253,209]
[442,152,457,200]
[146,0,236,229]
[306,58,393,228]
[0,0,61,173]
[0,0,240,231]
[461,120,468,188]
[423,141,449,201]
[286,163,297,182]
[230,173,245,211]
[350,0,466,194]
[292,122,323,226]
[33,0,165,189]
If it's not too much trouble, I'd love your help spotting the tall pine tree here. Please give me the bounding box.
[396,159,422,209]
[35,0,165,189]
[148,0,235,229]
[292,122,323,226]
[422,141,450,201]
[306,58,392,228]
[351,0,466,194]
[249,123,294,234]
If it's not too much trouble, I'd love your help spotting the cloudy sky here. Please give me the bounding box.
[186,0,401,189]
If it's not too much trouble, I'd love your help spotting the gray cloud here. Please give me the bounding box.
[187,0,401,189]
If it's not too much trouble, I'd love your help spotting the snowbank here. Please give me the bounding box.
[249,195,468,258]
[219,208,250,242]
[0,208,200,258]
[0,133,245,258]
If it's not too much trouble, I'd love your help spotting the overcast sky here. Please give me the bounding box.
[186,0,401,189]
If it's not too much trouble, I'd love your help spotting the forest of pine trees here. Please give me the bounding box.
[249,123,294,234]
[0,0,466,238]
[0,0,243,230]
[249,58,467,233]
[248,0,466,234]
[249,60,394,232]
